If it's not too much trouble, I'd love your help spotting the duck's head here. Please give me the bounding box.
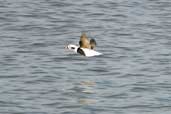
[66,44,78,52]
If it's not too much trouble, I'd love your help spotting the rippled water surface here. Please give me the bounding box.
[0,0,171,114]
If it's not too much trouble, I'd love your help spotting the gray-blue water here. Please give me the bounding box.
[0,0,171,114]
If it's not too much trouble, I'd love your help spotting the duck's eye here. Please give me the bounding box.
[71,47,75,49]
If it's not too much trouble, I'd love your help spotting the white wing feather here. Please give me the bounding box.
[81,48,102,57]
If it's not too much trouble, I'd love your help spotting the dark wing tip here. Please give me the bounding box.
[90,39,97,45]
[90,39,97,49]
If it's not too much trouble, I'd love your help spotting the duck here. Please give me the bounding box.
[66,33,102,57]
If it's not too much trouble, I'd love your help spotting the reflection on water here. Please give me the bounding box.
[79,81,96,104]
[80,81,96,87]
[79,99,97,105]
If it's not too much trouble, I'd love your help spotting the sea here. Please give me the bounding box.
[0,0,171,114]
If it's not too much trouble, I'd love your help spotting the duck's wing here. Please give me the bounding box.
[90,39,96,49]
[79,33,91,49]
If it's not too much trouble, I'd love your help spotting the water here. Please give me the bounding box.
[0,0,171,114]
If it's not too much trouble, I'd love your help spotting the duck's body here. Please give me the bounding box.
[66,44,102,57]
